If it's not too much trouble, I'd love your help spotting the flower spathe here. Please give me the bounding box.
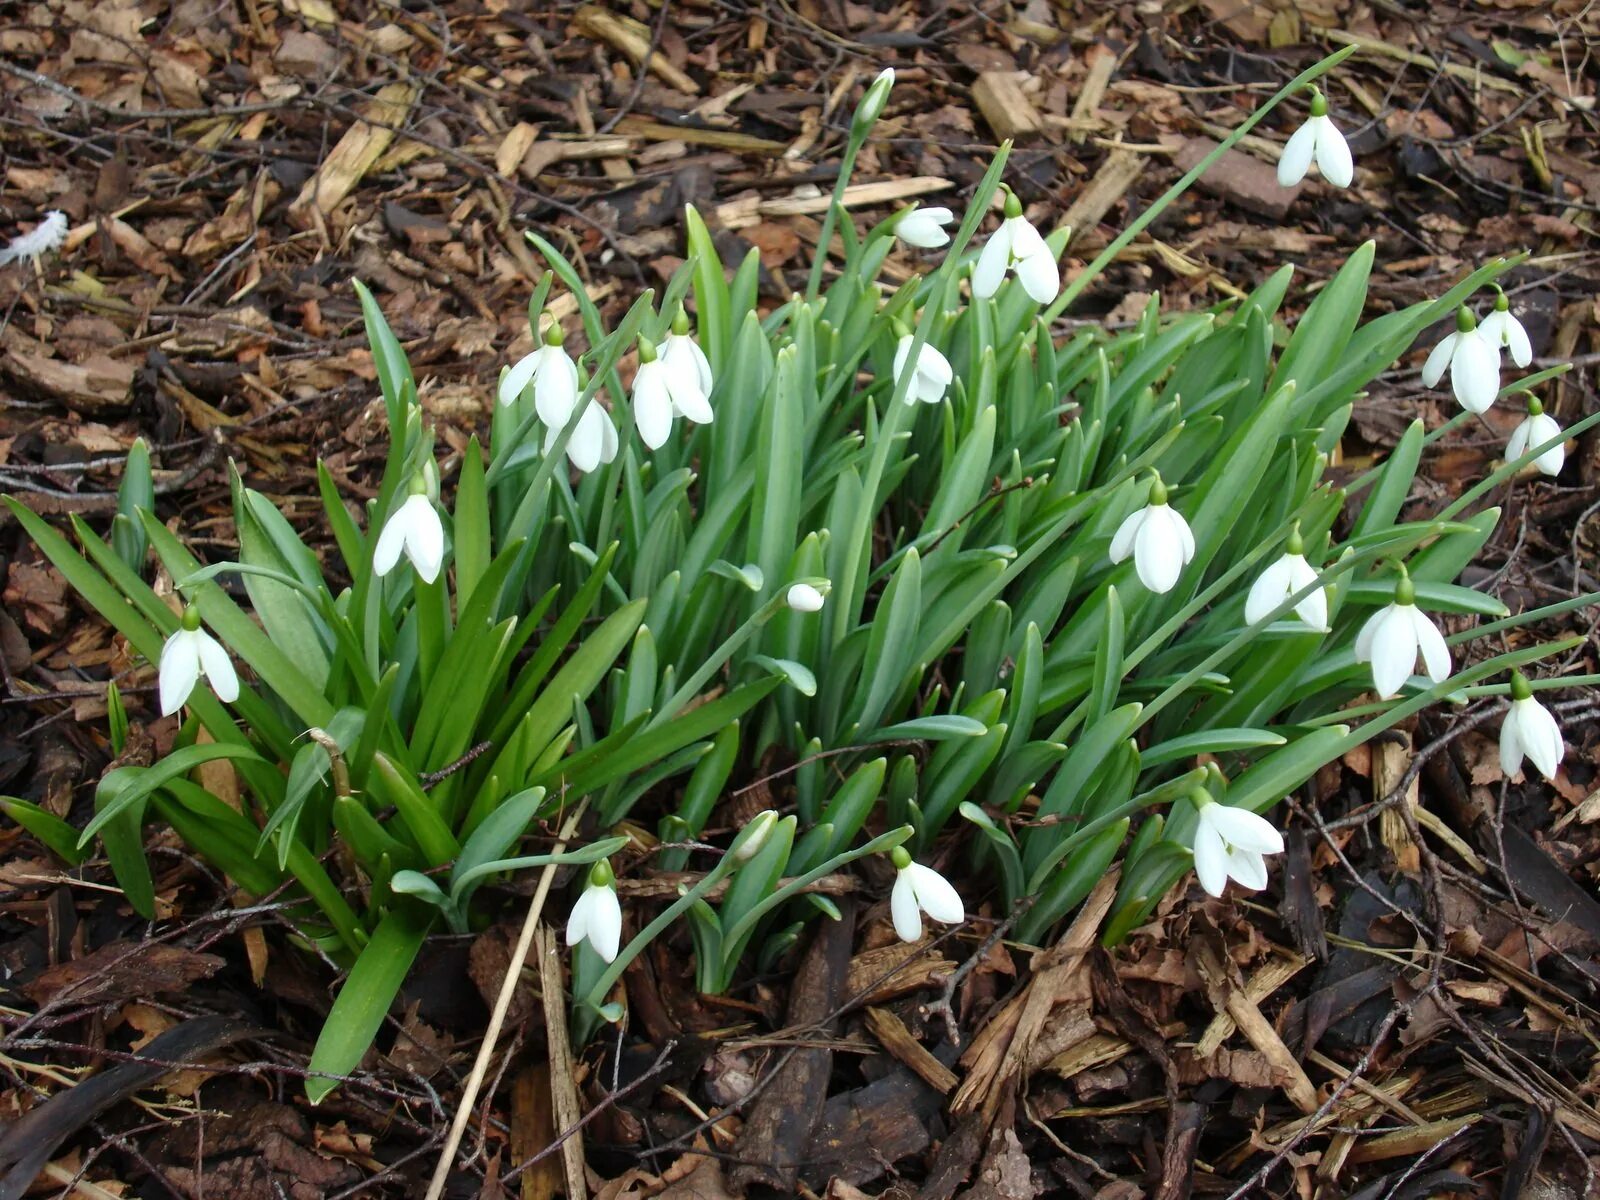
[1353,573,1450,699]
[1109,474,1194,595]
[895,206,955,249]
[373,490,445,584]
[1421,306,1500,414]
[1192,793,1284,897]
[888,846,964,943]
[972,190,1058,304]
[1277,87,1353,188]
[893,332,953,405]
[1244,528,1328,630]
[1499,672,1563,781]
[159,607,240,715]
[786,583,826,612]
[1478,288,1532,368]
[566,861,622,963]
[1506,395,1564,477]
[632,335,713,451]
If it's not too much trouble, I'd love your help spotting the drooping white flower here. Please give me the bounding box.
[1499,671,1563,781]
[895,206,954,249]
[661,308,714,399]
[373,489,445,584]
[893,332,953,405]
[1245,527,1328,630]
[1353,573,1451,699]
[1277,87,1353,188]
[1421,306,1500,414]
[888,846,964,943]
[1477,287,1532,368]
[1506,395,1564,477]
[1191,793,1284,898]
[1109,474,1194,595]
[0,210,69,267]
[972,189,1058,304]
[632,335,713,451]
[158,607,239,715]
[499,320,579,427]
[566,861,622,963]
[543,400,620,475]
[786,583,826,612]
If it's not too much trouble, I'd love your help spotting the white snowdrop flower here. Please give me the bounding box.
[158,606,239,715]
[498,319,580,428]
[0,210,69,267]
[1478,287,1532,369]
[1353,572,1451,699]
[893,330,953,405]
[543,399,619,475]
[1277,87,1354,188]
[895,205,954,250]
[1499,671,1563,781]
[1245,526,1328,631]
[661,308,714,399]
[1421,305,1500,414]
[1109,474,1194,595]
[565,860,622,963]
[632,335,713,451]
[373,488,445,584]
[1191,791,1284,898]
[785,583,826,613]
[888,846,964,943]
[1506,394,1564,477]
[972,188,1058,304]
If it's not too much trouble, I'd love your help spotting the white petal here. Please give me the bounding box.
[1245,556,1293,625]
[893,335,915,401]
[565,884,597,947]
[1015,246,1060,305]
[1109,508,1144,564]
[596,408,620,464]
[632,362,674,451]
[971,226,1012,299]
[534,349,579,428]
[786,584,825,612]
[1506,316,1532,368]
[498,350,541,408]
[1134,506,1184,594]
[1354,606,1383,663]
[1524,702,1565,780]
[1477,311,1507,348]
[159,631,202,716]
[194,630,239,702]
[1498,715,1525,778]
[1192,822,1229,897]
[587,885,622,963]
[665,334,715,396]
[907,863,964,925]
[890,871,923,942]
[1277,120,1318,187]
[1204,805,1284,855]
[1005,216,1047,261]
[1169,508,1195,564]
[1370,606,1418,699]
[1506,418,1532,461]
[372,505,410,576]
[1313,116,1354,188]
[402,495,444,584]
[566,404,607,473]
[1532,420,1566,476]
[1420,334,1455,388]
[1226,846,1269,891]
[918,343,953,388]
[1452,333,1500,413]
[1287,555,1328,630]
[668,374,715,425]
[1409,606,1451,683]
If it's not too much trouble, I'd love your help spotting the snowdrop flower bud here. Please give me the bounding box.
[632,335,713,451]
[158,605,240,715]
[1478,287,1532,368]
[852,67,895,137]
[661,307,715,399]
[894,206,954,249]
[566,859,622,963]
[1499,671,1563,781]
[373,477,445,583]
[1421,306,1500,414]
[1506,394,1564,477]
[1190,788,1284,898]
[1277,86,1353,188]
[1353,570,1451,699]
[0,210,69,267]
[972,188,1059,305]
[786,582,826,612]
[499,317,580,427]
[891,321,953,405]
[888,845,964,943]
[1108,473,1195,595]
[1244,525,1328,631]
[731,810,779,863]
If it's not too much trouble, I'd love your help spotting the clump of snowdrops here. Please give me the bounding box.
[5,48,1594,1094]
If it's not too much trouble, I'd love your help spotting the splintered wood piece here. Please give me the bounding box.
[495,122,540,178]
[614,116,786,154]
[1375,735,1421,874]
[1062,149,1146,235]
[1193,940,1318,1114]
[571,5,697,94]
[1068,45,1118,145]
[511,1063,567,1200]
[1173,136,1299,221]
[739,176,954,221]
[288,82,415,231]
[1193,950,1308,1057]
[535,924,587,1200]
[972,72,1043,141]
[844,938,956,1004]
[864,1007,958,1094]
